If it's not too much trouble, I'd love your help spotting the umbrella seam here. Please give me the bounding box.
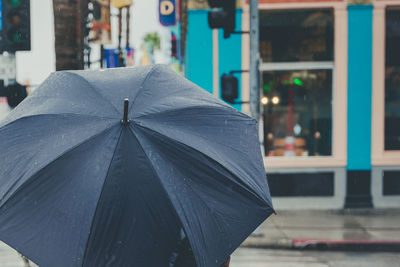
[132,122,271,208]
[135,116,254,156]
[0,123,119,210]
[131,125,272,267]
[0,113,117,129]
[81,127,124,267]
[63,71,121,116]
[132,105,252,121]
[128,64,158,114]
[126,125,203,267]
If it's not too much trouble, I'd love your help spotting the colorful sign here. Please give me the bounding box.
[159,0,176,26]
[111,0,133,9]
[104,47,134,68]
[104,48,119,68]
[89,0,112,44]
[125,47,134,66]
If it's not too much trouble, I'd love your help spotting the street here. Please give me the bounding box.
[230,247,400,267]
[0,242,37,267]
[1,241,400,267]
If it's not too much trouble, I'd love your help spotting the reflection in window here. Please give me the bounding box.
[262,70,332,157]
[385,7,400,150]
[259,9,334,62]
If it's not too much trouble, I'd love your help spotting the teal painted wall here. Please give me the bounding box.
[347,5,373,170]
[218,10,243,111]
[185,9,243,110]
[185,10,213,94]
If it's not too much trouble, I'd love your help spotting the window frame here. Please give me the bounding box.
[260,62,335,158]
[241,2,348,169]
[372,2,400,166]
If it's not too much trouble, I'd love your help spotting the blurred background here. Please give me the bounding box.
[0,0,400,266]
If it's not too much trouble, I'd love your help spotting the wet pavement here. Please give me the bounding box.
[0,242,37,267]
[2,241,400,267]
[231,247,400,267]
[1,209,399,265]
[243,208,400,251]
[1,240,400,266]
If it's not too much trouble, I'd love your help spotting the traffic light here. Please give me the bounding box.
[0,0,31,52]
[207,0,235,38]
[221,73,238,104]
[4,82,27,108]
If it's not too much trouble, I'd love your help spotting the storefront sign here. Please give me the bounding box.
[111,0,133,9]
[159,0,176,26]
[89,0,112,44]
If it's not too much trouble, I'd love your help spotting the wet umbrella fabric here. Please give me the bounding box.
[0,65,274,267]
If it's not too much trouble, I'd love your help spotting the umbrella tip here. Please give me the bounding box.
[121,98,129,125]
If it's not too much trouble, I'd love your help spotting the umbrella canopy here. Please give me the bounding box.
[0,65,274,267]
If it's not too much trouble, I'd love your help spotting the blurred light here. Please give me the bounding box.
[261,96,268,105]
[294,124,302,136]
[263,84,270,92]
[272,96,279,104]
[293,78,303,86]
[9,0,21,8]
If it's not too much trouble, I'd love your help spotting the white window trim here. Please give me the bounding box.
[372,2,400,166]
[260,61,334,71]
[241,3,348,169]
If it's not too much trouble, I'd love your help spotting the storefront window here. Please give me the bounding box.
[259,9,334,62]
[385,7,400,150]
[262,70,332,157]
[260,8,334,157]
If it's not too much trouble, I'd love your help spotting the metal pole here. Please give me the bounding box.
[118,7,124,67]
[249,0,259,121]
[100,44,104,68]
[126,6,130,48]
[249,0,263,237]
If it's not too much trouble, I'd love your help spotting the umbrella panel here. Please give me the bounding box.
[83,127,182,267]
[0,115,117,207]
[133,124,273,267]
[0,125,121,267]
[134,106,271,206]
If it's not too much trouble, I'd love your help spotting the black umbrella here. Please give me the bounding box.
[0,65,274,267]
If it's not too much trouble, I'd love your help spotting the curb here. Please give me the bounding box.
[241,238,293,249]
[241,238,400,252]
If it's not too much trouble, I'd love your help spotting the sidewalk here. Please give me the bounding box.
[241,208,400,252]
[0,242,38,267]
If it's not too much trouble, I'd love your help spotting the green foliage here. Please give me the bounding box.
[143,32,161,53]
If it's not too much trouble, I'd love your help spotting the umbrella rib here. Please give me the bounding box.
[0,113,117,129]
[128,65,157,114]
[132,104,246,121]
[132,123,271,207]
[135,113,254,157]
[125,126,198,265]
[64,71,121,115]
[80,127,124,267]
[130,126,272,267]
[0,123,120,209]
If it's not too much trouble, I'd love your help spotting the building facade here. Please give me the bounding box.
[184,0,400,209]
